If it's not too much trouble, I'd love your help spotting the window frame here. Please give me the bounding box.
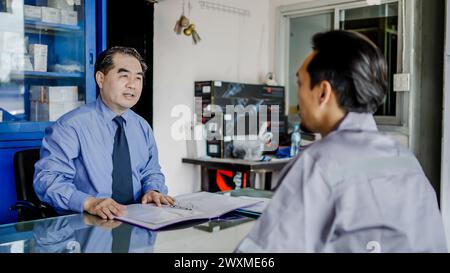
[276,0,409,126]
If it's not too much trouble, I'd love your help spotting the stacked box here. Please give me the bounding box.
[24,5,42,20]
[41,7,60,24]
[30,86,78,102]
[47,0,74,11]
[29,86,81,121]
[60,10,78,26]
[30,101,83,121]
[29,44,47,72]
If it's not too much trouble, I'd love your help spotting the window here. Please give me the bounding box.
[288,12,334,115]
[279,0,403,125]
[0,0,11,13]
[340,3,399,117]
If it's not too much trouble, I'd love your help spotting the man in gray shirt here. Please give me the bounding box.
[236,30,447,253]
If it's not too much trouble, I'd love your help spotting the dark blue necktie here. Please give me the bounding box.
[112,116,134,205]
[111,224,133,253]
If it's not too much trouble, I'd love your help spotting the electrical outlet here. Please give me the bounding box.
[393,73,411,92]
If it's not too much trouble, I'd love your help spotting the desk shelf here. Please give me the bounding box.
[182,157,292,192]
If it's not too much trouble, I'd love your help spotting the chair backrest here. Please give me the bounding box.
[13,148,41,204]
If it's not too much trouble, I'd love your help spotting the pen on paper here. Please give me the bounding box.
[167,202,194,211]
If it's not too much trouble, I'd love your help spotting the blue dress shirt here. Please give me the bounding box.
[33,97,167,213]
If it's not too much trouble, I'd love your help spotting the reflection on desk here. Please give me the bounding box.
[0,213,255,253]
[0,189,272,253]
[0,214,156,253]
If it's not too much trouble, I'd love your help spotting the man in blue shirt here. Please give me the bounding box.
[34,47,175,220]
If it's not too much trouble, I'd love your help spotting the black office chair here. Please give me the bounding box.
[10,148,57,222]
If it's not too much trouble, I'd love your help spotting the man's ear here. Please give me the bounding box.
[95,71,105,89]
[318,81,333,107]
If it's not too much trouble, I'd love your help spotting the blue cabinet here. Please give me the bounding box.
[0,0,105,224]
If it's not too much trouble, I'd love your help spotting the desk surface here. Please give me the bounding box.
[182,157,292,172]
[0,189,271,253]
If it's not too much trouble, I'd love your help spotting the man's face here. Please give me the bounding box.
[297,51,322,133]
[96,53,144,114]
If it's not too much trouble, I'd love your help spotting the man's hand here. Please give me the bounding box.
[83,197,127,220]
[141,191,176,207]
[83,213,123,230]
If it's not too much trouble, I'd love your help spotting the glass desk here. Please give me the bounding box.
[0,189,272,253]
[0,212,255,253]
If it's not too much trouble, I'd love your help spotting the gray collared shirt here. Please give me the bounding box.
[236,112,448,253]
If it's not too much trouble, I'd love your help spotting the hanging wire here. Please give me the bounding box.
[188,0,192,17]
[199,1,250,17]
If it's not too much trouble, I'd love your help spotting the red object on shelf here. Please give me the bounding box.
[211,169,249,192]
[216,170,233,192]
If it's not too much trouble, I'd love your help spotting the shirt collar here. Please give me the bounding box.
[334,112,378,133]
[96,97,131,124]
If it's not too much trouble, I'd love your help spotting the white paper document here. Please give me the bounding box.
[115,192,263,230]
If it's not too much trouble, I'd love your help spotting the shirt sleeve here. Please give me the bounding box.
[33,120,91,213]
[141,126,168,195]
[235,152,334,252]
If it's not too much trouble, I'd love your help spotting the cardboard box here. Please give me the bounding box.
[24,5,42,20]
[60,10,78,26]
[30,86,79,103]
[47,0,74,11]
[29,44,47,72]
[30,101,83,122]
[41,7,60,24]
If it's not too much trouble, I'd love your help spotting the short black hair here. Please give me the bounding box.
[308,30,388,113]
[95,46,148,77]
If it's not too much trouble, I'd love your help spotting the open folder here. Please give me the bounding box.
[115,192,263,230]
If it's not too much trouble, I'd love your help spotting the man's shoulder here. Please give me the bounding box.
[56,102,97,128]
[299,129,417,177]
[307,130,408,159]
[128,110,152,131]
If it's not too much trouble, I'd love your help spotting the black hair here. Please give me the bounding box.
[95,46,148,77]
[308,30,388,113]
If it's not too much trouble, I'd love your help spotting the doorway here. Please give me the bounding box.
[106,0,154,127]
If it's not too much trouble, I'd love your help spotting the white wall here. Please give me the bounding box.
[153,0,414,196]
[153,0,271,195]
